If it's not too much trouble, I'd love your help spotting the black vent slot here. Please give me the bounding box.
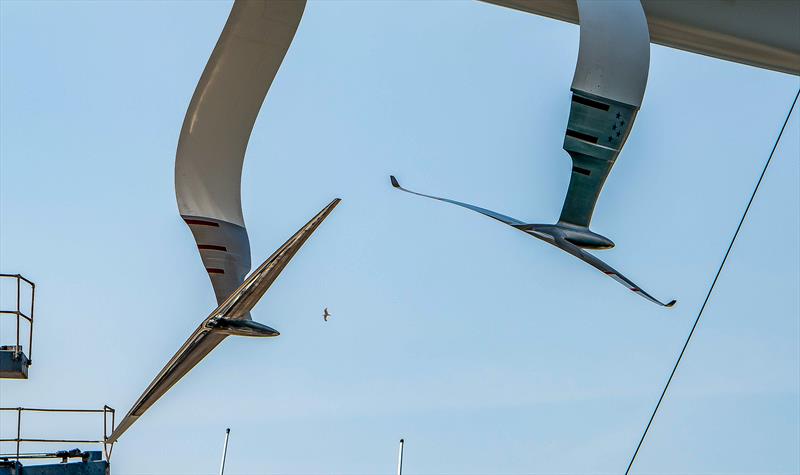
[572,94,610,111]
[572,166,592,176]
[206,268,225,274]
[198,244,228,252]
[566,129,598,144]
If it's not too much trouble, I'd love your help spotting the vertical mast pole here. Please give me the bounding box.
[219,428,231,475]
[396,439,404,475]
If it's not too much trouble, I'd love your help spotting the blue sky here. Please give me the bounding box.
[1,1,798,474]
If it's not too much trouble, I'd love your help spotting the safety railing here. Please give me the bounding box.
[0,406,116,462]
[0,274,35,363]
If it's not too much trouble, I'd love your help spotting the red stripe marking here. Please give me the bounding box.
[184,218,219,227]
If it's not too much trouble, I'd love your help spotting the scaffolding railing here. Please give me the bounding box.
[0,274,35,363]
[0,406,116,462]
[0,449,102,463]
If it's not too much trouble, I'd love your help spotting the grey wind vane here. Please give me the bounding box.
[391,1,674,308]
[108,0,343,443]
[108,199,339,443]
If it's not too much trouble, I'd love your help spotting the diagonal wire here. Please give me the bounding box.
[625,88,800,475]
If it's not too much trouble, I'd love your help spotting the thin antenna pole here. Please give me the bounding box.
[396,439,404,475]
[219,428,231,475]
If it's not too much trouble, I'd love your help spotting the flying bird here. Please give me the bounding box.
[323,308,331,321]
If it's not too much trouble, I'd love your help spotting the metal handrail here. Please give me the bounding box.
[0,449,102,463]
[0,274,35,363]
[0,406,115,462]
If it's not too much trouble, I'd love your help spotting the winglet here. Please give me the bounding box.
[665,300,677,308]
[207,318,280,337]
[106,198,340,444]
[389,176,673,308]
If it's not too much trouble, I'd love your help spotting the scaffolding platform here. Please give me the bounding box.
[0,274,35,379]
[0,347,29,379]
[0,407,115,475]
[0,451,107,475]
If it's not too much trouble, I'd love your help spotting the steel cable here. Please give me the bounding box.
[625,88,800,474]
